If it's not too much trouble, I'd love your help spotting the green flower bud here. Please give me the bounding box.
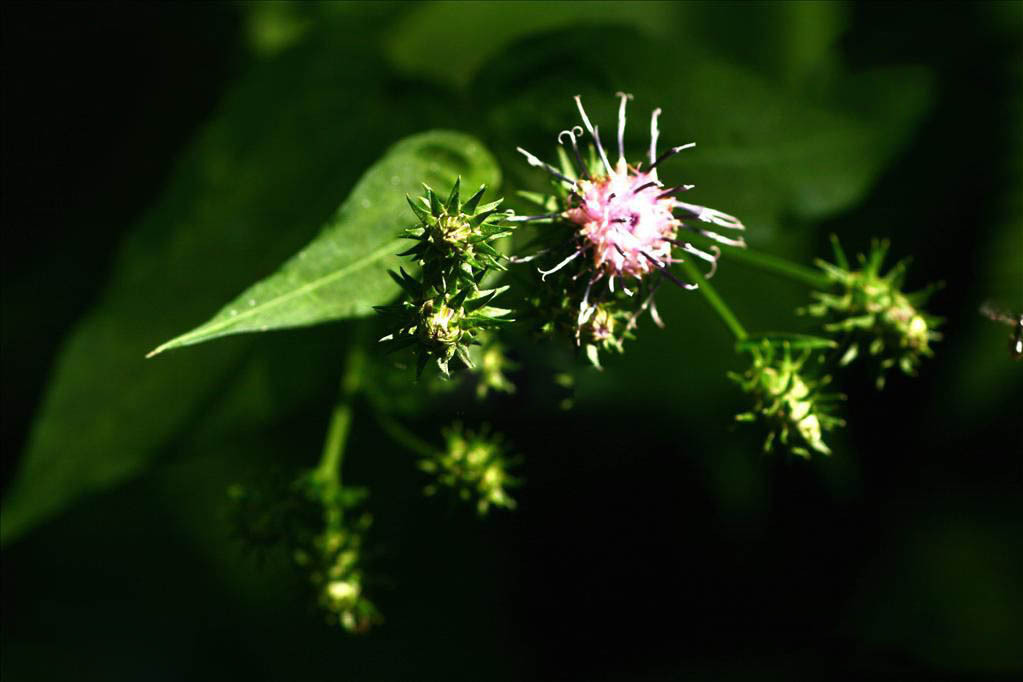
[420,423,520,515]
[402,178,513,283]
[377,178,516,379]
[803,237,942,389]
[731,340,845,458]
[228,471,380,633]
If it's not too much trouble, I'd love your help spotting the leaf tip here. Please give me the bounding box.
[145,339,175,358]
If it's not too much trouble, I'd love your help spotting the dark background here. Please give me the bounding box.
[3,2,1021,680]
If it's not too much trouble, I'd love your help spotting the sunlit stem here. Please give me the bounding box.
[686,232,831,290]
[315,331,367,488]
[678,259,748,341]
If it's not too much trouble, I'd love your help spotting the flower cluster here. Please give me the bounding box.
[730,339,845,458]
[377,180,515,376]
[419,422,519,515]
[472,342,517,399]
[513,93,746,365]
[804,237,942,389]
[293,473,379,632]
[228,471,379,632]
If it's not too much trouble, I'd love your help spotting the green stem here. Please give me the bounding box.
[678,259,748,341]
[686,233,831,290]
[315,334,367,487]
[374,412,441,459]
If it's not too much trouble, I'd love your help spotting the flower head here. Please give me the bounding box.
[376,272,512,376]
[378,180,515,377]
[514,93,745,364]
[419,423,519,515]
[731,338,845,458]
[402,178,512,285]
[804,237,942,389]
[228,471,380,632]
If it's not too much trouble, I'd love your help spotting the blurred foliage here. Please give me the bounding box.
[2,1,1021,679]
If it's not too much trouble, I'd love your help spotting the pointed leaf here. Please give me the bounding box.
[147,131,499,356]
[426,183,442,216]
[462,184,487,214]
[445,175,461,212]
[406,193,432,223]
[1,38,496,545]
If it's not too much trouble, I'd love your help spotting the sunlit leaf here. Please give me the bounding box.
[0,33,494,545]
[148,131,499,356]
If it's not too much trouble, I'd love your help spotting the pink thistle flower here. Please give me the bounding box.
[513,93,747,356]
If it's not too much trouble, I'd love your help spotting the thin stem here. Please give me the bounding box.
[374,412,441,459]
[685,233,831,290]
[678,259,748,341]
[315,333,367,487]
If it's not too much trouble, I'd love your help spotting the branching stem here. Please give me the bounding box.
[678,259,748,341]
[315,332,367,487]
[686,233,831,290]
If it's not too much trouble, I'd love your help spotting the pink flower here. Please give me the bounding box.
[517,94,744,287]
[513,93,747,353]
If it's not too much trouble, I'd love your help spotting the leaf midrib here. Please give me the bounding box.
[146,239,400,357]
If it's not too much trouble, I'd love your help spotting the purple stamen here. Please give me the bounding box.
[558,126,589,180]
[648,143,696,172]
[516,146,577,187]
[507,212,564,223]
[616,91,633,165]
[656,184,695,199]
[591,125,613,176]
[538,248,583,280]
[649,108,661,167]
[507,248,550,264]
[673,201,745,230]
[632,181,660,195]
[641,251,698,290]
[573,96,613,176]
[693,228,746,248]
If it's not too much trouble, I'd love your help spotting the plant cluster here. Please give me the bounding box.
[228,470,378,632]
[512,93,744,367]
[146,92,944,631]
[420,422,519,515]
[731,339,845,457]
[803,237,942,388]
[376,181,515,376]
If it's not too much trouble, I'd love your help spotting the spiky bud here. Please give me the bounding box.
[731,338,845,458]
[804,237,942,389]
[376,272,512,376]
[379,178,516,377]
[402,178,513,286]
[419,423,519,515]
[228,471,380,632]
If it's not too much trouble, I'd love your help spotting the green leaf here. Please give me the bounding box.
[0,32,492,545]
[147,131,499,356]
[383,0,676,88]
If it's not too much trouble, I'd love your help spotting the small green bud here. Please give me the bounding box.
[420,423,520,515]
[378,178,516,379]
[228,471,380,633]
[378,285,512,377]
[804,237,942,389]
[731,340,845,458]
[402,178,514,278]
[473,342,517,399]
